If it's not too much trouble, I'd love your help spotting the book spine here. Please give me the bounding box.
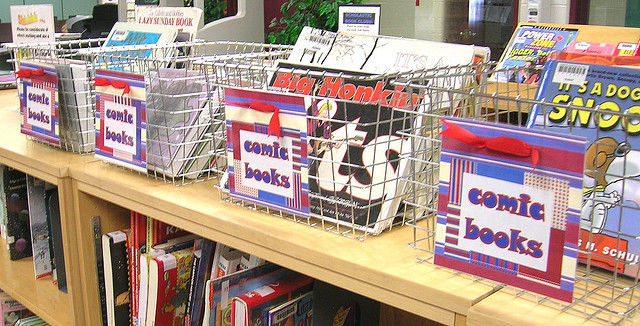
[185,249,201,326]
[92,216,108,326]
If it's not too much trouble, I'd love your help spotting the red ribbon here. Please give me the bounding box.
[93,78,130,96]
[440,118,539,170]
[15,68,45,78]
[225,100,281,138]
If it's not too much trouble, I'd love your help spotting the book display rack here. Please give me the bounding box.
[406,62,640,325]
[3,20,640,326]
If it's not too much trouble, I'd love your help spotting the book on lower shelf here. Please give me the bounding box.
[3,166,32,261]
[145,247,194,326]
[266,291,312,326]
[231,273,314,326]
[0,291,35,326]
[25,176,53,279]
[102,229,131,326]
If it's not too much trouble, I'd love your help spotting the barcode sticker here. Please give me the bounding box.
[552,62,588,86]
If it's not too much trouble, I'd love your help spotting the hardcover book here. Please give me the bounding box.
[145,248,194,326]
[129,212,147,326]
[527,60,640,278]
[94,68,147,173]
[3,166,32,261]
[138,235,197,326]
[26,176,53,279]
[187,239,215,326]
[266,291,312,326]
[46,188,66,293]
[146,68,211,180]
[231,273,314,326]
[204,263,294,326]
[17,60,59,145]
[434,117,586,302]
[494,24,578,83]
[102,230,131,326]
[224,87,310,218]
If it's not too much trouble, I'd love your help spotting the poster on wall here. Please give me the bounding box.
[434,117,586,303]
[10,4,55,44]
[338,5,381,36]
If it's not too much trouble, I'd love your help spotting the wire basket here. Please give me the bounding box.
[196,52,486,239]
[405,62,640,324]
[4,38,105,153]
[87,41,293,185]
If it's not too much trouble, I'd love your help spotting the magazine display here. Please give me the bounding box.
[527,59,640,277]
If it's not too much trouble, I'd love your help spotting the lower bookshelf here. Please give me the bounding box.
[0,238,73,326]
[68,160,498,326]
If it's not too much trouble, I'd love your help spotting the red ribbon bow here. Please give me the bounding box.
[15,68,45,78]
[93,78,130,96]
[440,118,539,170]
[225,100,281,138]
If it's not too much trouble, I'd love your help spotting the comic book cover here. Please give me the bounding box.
[528,59,640,278]
[494,24,578,84]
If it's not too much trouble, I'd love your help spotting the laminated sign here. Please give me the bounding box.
[94,69,147,173]
[225,88,309,217]
[434,117,586,303]
[17,60,59,145]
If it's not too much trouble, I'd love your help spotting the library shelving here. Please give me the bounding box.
[0,89,97,326]
[0,86,498,326]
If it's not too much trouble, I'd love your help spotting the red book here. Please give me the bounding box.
[145,248,194,326]
[152,219,189,246]
[231,273,314,326]
[129,211,147,326]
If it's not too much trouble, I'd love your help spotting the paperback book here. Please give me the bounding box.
[494,24,578,83]
[146,68,211,180]
[527,59,640,278]
[17,60,59,145]
[101,22,179,70]
[434,117,586,302]
[269,63,415,234]
[94,68,147,173]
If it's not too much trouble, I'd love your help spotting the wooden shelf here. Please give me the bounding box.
[68,160,498,326]
[0,238,73,326]
[0,89,98,326]
[467,288,640,326]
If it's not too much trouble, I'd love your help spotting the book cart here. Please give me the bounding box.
[405,61,640,325]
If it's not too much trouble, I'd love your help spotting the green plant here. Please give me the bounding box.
[268,0,367,44]
[183,0,227,24]
[203,0,227,24]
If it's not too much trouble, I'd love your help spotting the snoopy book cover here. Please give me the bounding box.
[527,59,640,278]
